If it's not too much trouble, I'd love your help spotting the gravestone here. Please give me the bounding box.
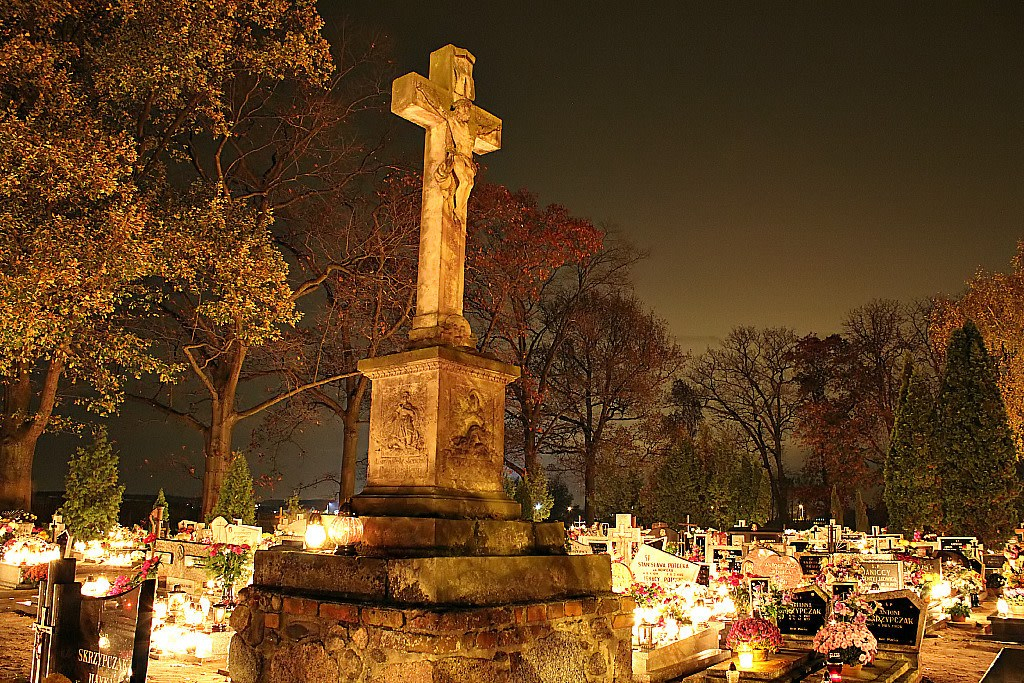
[797,552,828,576]
[232,45,629,683]
[631,544,699,585]
[225,522,262,549]
[209,516,229,543]
[609,514,643,564]
[861,559,904,591]
[776,586,828,640]
[865,589,927,652]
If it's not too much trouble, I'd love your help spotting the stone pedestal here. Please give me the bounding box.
[353,346,520,521]
[230,550,633,682]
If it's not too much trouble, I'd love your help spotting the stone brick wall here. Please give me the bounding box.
[230,587,635,683]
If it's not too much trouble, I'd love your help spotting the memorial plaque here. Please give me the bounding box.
[63,579,155,683]
[777,586,828,639]
[631,544,699,585]
[865,589,926,651]
[861,560,903,591]
[696,564,710,586]
[984,554,1007,569]
[798,553,827,576]
[938,536,975,553]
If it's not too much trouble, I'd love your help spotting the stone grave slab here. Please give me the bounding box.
[633,624,726,683]
[702,650,817,681]
[987,616,1024,643]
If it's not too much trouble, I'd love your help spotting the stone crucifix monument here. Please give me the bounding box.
[231,46,631,683]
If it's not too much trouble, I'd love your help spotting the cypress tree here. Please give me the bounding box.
[60,427,124,542]
[933,321,1019,543]
[884,359,939,535]
[208,452,257,524]
[855,489,869,532]
[830,484,843,525]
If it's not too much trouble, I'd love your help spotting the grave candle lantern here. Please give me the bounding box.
[329,503,364,555]
[304,512,327,551]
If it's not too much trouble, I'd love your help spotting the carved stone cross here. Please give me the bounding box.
[608,514,642,565]
[392,44,502,349]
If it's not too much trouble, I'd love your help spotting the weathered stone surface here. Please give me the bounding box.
[229,634,259,683]
[231,587,632,683]
[254,551,610,606]
[267,642,339,683]
[358,516,565,557]
[353,346,521,520]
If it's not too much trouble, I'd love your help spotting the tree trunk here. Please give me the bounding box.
[201,403,236,519]
[583,446,597,525]
[338,381,367,505]
[0,437,37,511]
[522,410,541,478]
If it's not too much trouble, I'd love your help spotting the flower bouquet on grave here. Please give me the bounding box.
[726,616,783,661]
[716,571,752,616]
[815,557,864,590]
[206,542,253,603]
[750,580,794,623]
[813,592,878,668]
[948,566,984,597]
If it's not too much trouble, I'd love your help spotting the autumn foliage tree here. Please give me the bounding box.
[546,291,682,523]
[466,184,605,481]
[0,2,167,510]
[932,242,1024,451]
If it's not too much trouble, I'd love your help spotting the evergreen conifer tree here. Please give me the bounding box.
[154,488,168,514]
[60,427,124,542]
[855,489,869,532]
[830,484,843,525]
[933,321,1019,543]
[884,359,939,534]
[208,452,257,524]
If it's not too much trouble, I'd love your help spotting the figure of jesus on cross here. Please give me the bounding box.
[392,45,501,349]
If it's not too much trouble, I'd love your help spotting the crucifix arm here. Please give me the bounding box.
[392,73,446,129]
[472,108,502,154]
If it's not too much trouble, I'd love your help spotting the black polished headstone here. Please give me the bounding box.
[73,578,155,683]
[798,553,827,576]
[777,586,828,638]
[866,590,925,651]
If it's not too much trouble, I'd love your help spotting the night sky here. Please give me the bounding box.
[33,3,1024,499]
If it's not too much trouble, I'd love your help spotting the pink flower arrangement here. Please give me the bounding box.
[628,581,669,609]
[812,620,878,665]
[726,617,783,654]
[106,554,161,596]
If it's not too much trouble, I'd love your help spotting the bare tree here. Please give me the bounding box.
[689,327,801,523]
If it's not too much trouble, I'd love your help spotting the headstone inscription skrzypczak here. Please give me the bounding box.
[776,587,828,638]
[865,591,925,650]
[73,579,155,683]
